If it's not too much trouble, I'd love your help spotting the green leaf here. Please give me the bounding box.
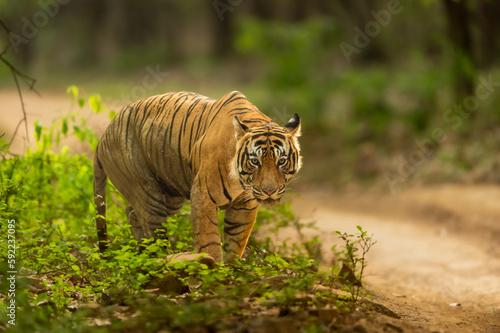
[109,110,116,120]
[78,98,85,108]
[34,121,42,142]
[62,118,68,135]
[89,94,102,113]
[67,85,78,99]
[73,125,85,141]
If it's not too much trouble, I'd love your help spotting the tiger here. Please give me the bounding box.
[93,91,302,263]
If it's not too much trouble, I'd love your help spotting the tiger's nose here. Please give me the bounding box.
[262,188,277,196]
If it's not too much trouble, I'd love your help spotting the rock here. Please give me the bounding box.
[311,284,349,296]
[308,307,340,324]
[360,299,401,319]
[18,276,46,293]
[144,252,216,295]
[18,267,37,276]
[93,318,111,327]
[166,252,217,269]
[145,273,188,295]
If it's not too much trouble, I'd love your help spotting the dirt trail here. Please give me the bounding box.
[0,88,112,155]
[292,185,500,332]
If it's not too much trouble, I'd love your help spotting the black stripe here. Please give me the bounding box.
[207,93,246,129]
[189,101,208,154]
[146,206,167,218]
[242,119,266,124]
[218,161,232,202]
[224,219,247,236]
[240,197,257,205]
[199,242,220,252]
[252,133,286,140]
[206,175,217,205]
[122,107,135,148]
[208,216,218,227]
[228,238,244,247]
[230,205,258,211]
[167,94,189,144]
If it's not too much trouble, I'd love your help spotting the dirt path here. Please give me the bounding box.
[292,185,500,332]
[0,88,113,155]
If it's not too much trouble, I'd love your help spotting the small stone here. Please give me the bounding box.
[93,318,111,327]
[360,299,401,319]
[145,273,188,295]
[145,252,217,295]
[313,285,352,298]
[166,252,217,269]
[18,276,46,293]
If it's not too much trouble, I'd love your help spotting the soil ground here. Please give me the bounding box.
[2,89,500,332]
[291,185,500,332]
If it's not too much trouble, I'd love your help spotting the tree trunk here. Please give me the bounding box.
[477,0,500,69]
[442,0,475,98]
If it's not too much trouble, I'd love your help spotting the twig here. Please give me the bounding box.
[0,20,39,153]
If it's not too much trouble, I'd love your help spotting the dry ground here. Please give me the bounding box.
[292,185,500,332]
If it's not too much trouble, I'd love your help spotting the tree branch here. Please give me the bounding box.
[0,20,39,152]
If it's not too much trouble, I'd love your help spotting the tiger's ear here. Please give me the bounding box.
[284,113,301,137]
[233,116,250,140]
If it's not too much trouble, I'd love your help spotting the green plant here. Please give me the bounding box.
[335,226,377,304]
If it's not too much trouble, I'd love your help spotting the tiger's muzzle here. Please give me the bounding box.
[252,186,284,206]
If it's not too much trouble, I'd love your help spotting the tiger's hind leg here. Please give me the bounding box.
[126,205,146,241]
[160,194,186,242]
[124,179,170,244]
[127,193,186,244]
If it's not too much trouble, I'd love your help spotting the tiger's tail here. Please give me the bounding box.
[93,147,108,253]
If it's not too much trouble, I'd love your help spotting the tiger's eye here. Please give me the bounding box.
[277,157,287,167]
[249,158,260,166]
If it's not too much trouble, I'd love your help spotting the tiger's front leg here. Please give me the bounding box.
[190,189,223,262]
[223,200,259,263]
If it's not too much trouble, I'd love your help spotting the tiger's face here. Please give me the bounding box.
[231,114,302,205]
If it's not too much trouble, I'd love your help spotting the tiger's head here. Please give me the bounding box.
[231,114,302,205]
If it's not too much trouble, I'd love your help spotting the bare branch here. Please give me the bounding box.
[0,20,39,153]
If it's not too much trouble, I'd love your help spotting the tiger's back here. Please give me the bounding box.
[94,91,301,262]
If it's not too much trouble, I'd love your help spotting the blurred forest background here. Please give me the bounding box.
[1,0,500,190]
